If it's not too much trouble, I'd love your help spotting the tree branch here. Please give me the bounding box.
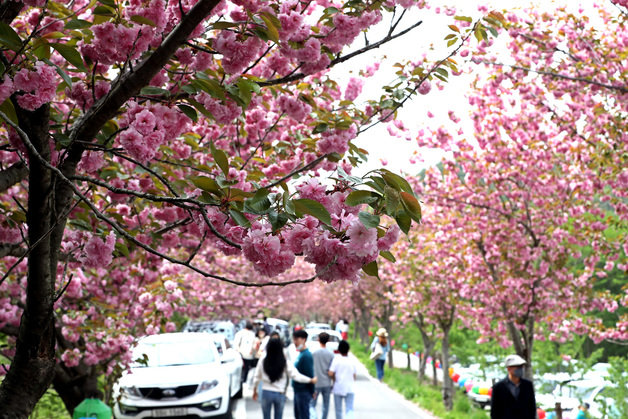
[0,243,26,258]
[0,161,28,192]
[1,109,330,287]
[473,59,628,93]
[257,20,423,87]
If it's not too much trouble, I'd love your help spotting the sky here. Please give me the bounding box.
[328,0,596,178]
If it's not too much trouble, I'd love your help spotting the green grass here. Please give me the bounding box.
[348,338,489,419]
[29,388,71,419]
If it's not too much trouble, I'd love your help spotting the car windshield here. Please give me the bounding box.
[133,341,216,367]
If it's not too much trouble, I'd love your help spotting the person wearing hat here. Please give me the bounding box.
[576,402,590,419]
[490,354,537,419]
[369,328,390,382]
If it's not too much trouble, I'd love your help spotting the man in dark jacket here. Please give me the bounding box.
[491,354,536,419]
[292,329,314,419]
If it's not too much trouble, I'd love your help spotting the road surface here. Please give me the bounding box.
[231,354,436,419]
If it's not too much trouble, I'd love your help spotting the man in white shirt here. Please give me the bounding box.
[233,321,256,386]
[328,340,357,419]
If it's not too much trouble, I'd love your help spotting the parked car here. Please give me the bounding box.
[305,329,342,353]
[113,332,241,419]
[306,322,331,330]
[183,320,236,343]
[546,379,617,419]
[266,317,291,345]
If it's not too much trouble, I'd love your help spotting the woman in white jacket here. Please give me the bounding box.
[253,338,317,419]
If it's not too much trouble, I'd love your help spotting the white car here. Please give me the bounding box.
[305,329,342,353]
[547,379,618,419]
[183,320,237,343]
[113,333,242,419]
[306,322,331,330]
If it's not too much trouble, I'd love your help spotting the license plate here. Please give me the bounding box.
[152,407,188,417]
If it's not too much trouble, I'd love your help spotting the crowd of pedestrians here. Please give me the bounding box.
[240,317,363,419]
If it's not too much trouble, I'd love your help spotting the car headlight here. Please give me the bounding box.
[121,386,142,398]
[198,379,219,392]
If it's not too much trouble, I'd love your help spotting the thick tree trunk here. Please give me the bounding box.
[418,339,434,383]
[53,363,99,415]
[0,105,57,418]
[507,317,535,381]
[441,325,453,411]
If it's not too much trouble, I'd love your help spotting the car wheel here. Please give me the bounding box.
[232,381,243,399]
[221,396,233,419]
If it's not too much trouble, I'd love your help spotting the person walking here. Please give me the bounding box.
[311,332,334,419]
[339,319,349,341]
[490,354,536,419]
[370,328,390,381]
[234,321,256,386]
[329,340,357,419]
[291,329,315,419]
[253,338,317,419]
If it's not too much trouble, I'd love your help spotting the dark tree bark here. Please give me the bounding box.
[53,363,99,414]
[0,1,222,416]
[0,105,56,418]
[441,322,453,411]
[413,317,436,383]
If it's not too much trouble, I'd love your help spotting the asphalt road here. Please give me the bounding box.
[231,354,436,419]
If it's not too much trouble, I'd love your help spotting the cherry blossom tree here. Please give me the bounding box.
[387,204,469,410]
[415,2,627,380]
[0,0,502,414]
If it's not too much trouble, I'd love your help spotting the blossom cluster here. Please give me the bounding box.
[117,102,191,162]
[10,62,58,111]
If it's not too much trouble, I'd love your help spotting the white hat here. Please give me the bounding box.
[376,328,388,337]
[504,354,527,367]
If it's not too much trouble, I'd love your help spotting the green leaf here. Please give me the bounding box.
[235,79,259,108]
[358,212,380,229]
[454,15,473,22]
[50,43,86,71]
[293,199,332,225]
[35,45,51,60]
[191,77,225,99]
[362,260,379,278]
[229,209,251,228]
[0,22,23,51]
[268,211,289,232]
[191,176,223,196]
[130,15,156,27]
[400,192,422,224]
[65,19,92,29]
[93,5,115,16]
[259,12,280,43]
[434,67,449,78]
[244,196,271,215]
[52,132,72,147]
[380,169,414,194]
[313,123,328,133]
[140,86,170,96]
[210,143,229,176]
[115,242,130,257]
[380,250,396,263]
[177,104,198,122]
[395,211,411,235]
[212,21,240,30]
[247,188,269,206]
[345,190,378,206]
[384,186,401,215]
[0,99,18,125]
